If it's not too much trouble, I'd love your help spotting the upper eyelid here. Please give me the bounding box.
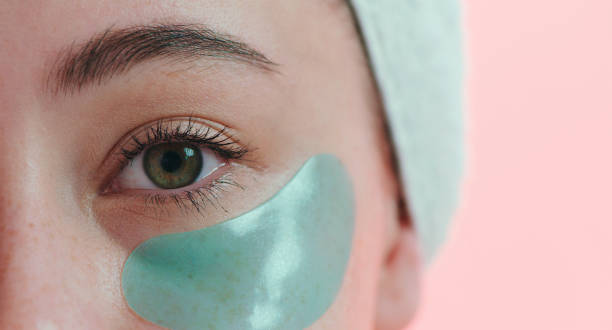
[119,119,245,161]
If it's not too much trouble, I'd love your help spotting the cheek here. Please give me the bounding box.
[314,148,395,329]
[121,154,354,330]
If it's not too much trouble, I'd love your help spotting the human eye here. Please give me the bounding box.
[100,116,248,213]
[117,143,222,190]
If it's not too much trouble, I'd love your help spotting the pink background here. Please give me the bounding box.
[409,0,612,329]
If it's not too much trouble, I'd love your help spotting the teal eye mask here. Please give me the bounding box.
[121,154,355,330]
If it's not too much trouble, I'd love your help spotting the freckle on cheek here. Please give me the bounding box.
[121,154,355,330]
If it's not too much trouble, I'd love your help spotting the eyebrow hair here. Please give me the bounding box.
[48,24,276,95]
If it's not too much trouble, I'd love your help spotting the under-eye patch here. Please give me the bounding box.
[122,154,355,330]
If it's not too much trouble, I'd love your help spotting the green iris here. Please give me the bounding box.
[143,143,203,189]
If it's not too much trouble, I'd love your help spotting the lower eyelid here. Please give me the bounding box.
[95,163,242,226]
[146,171,242,213]
[116,168,244,225]
[91,167,245,250]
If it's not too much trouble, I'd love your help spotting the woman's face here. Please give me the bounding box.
[0,1,419,329]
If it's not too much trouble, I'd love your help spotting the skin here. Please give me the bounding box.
[0,1,421,329]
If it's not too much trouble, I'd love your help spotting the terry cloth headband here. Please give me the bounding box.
[348,0,465,263]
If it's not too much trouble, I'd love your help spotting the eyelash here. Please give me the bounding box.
[119,118,247,163]
[144,172,244,216]
[111,117,248,214]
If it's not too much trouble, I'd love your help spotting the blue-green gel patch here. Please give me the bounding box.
[122,154,354,330]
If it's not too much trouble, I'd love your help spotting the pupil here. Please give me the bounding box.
[160,151,183,173]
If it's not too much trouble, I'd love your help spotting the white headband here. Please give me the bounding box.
[349,0,465,263]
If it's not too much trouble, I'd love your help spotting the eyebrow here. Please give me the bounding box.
[48,24,276,95]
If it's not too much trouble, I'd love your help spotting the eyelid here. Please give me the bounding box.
[98,116,248,195]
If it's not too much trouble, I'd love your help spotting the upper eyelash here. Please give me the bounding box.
[119,117,248,165]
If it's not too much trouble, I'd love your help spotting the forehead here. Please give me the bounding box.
[0,0,347,54]
[0,0,349,95]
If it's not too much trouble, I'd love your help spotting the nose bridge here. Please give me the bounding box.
[0,27,133,329]
[0,97,78,324]
[0,105,55,291]
[0,104,134,328]
[0,10,61,229]
[0,23,48,211]
[0,104,40,224]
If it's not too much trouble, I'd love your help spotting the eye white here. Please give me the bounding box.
[117,147,223,190]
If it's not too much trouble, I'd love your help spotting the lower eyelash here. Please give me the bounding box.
[142,172,244,216]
